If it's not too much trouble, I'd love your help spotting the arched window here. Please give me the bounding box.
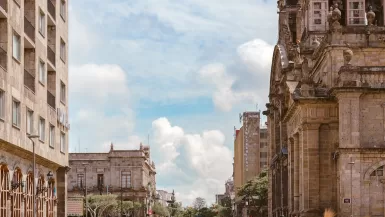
[37,176,45,217]
[46,179,55,217]
[0,164,9,217]
[11,168,23,217]
[25,173,33,217]
[371,166,384,176]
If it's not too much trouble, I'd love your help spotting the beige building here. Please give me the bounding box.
[156,189,173,207]
[67,143,157,217]
[233,112,268,215]
[0,0,69,216]
[264,0,385,217]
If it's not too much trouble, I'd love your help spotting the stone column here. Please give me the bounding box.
[57,167,68,217]
[288,137,294,215]
[293,134,300,214]
[301,123,320,216]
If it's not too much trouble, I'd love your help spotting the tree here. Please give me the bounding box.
[217,196,232,217]
[237,169,268,216]
[108,201,133,217]
[193,197,207,210]
[85,194,118,217]
[153,202,170,216]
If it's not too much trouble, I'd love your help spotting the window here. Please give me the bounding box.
[12,33,21,61]
[309,0,328,31]
[347,0,366,25]
[60,132,65,153]
[97,174,104,187]
[39,10,45,36]
[39,61,45,84]
[260,152,268,158]
[77,174,84,187]
[60,39,66,62]
[39,118,45,141]
[0,164,9,217]
[60,0,66,20]
[49,125,55,148]
[371,166,384,176]
[0,90,5,119]
[60,81,66,103]
[121,171,131,188]
[26,109,33,134]
[12,100,20,127]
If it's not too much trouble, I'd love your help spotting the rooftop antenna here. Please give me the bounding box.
[233,126,236,139]
[239,113,243,123]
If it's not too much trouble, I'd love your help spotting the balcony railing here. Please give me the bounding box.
[47,0,55,20]
[47,46,55,66]
[24,69,35,93]
[0,0,7,13]
[47,90,55,109]
[24,16,35,43]
[0,46,6,71]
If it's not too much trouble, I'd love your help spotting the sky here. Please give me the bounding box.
[68,0,278,206]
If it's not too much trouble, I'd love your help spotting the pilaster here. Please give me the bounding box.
[293,134,300,214]
[300,123,321,216]
[335,92,362,148]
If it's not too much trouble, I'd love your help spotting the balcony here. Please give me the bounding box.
[0,0,7,17]
[47,46,55,67]
[47,0,55,21]
[24,16,35,43]
[0,46,6,71]
[338,66,385,88]
[47,90,55,109]
[24,69,35,93]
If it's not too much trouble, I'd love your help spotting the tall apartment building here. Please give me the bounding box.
[67,143,157,217]
[233,112,268,215]
[264,0,385,217]
[0,0,69,216]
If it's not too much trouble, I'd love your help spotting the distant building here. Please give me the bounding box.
[67,143,156,217]
[157,189,173,207]
[225,178,234,197]
[216,194,226,206]
[233,111,268,216]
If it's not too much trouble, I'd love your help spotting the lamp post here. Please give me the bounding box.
[82,163,89,217]
[348,159,355,217]
[28,134,39,217]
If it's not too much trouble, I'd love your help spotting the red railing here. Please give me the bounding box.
[0,0,7,13]
[24,16,35,43]
[47,46,55,66]
[47,90,55,109]
[24,69,35,93]
[47,0,55,20]
[0,46,6,71]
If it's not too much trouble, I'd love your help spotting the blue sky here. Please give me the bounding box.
[68,0,277,206]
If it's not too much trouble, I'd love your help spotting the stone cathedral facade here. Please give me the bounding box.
[263,0,385,217]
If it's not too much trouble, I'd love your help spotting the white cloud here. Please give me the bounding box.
[198,63,258,112]
[69,64,134,153]
[237,39,275,73]
[151,118,232,206]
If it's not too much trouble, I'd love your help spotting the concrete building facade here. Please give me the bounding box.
[67,143,156,217]
[0,0,69,216]
[233,112,269,216]
[264,0,385,217]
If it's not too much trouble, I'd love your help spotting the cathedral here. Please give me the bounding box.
[263,0,385,217]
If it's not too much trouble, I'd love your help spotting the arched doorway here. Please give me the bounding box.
[0,164,9,217]
[36,175,45,217]
[11,168,23,217]
[25,172,34,217]
[46,178,55,217]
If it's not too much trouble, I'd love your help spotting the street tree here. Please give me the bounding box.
[237,169,268,216]
[85,194,118,217]
[193,197,207,210]
[153,202,170,216]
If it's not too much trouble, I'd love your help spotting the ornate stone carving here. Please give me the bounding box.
[366,6,376,26]
[329,3,342,33]
[343,48,353,65]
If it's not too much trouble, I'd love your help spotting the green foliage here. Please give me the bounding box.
[237,169,268,215]
[153,202,170,216]
[85,194,118,217]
